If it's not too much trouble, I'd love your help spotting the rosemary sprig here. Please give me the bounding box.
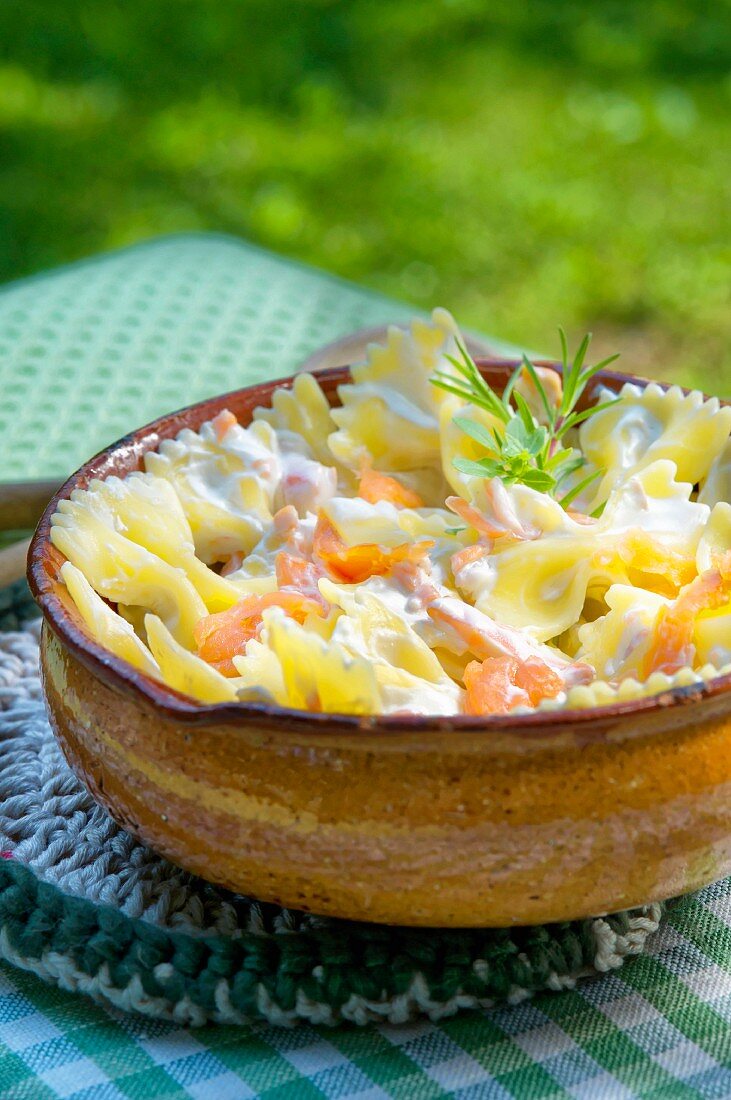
[431,330,620,509]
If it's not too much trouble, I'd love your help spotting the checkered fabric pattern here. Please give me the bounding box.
[1,882,730,1098]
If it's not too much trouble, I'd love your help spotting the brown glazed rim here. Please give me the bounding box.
[28,359,731,736]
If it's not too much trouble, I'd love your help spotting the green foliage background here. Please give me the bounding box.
[1,1,730,387]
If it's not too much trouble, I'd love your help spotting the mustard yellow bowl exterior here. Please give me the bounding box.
[29,363,731,927]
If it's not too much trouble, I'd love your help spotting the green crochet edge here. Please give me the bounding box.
[0,860,661,1027]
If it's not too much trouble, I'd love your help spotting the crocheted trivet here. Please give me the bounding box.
[0,584,663,1027]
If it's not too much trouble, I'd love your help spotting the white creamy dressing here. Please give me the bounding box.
[278,452,337,515]
[322,496,407,547]
[540,566,578,604]
[453,554,495,602]
[613,406,663,469]
[604,611,651,679]
[347,573,449,649]
[226,511,318,582]
[352,383,438,430]
[207,420,282,500]
[600,465,709,553]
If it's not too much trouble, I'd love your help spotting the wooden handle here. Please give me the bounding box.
[0,537,32,588]
[0,479,60,531]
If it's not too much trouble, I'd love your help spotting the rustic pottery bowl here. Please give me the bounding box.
[28,362,731,927]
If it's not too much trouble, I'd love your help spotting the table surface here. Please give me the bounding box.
[1,235,730,1100]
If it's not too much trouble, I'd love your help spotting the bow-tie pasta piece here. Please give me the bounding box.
[144,615,239,703]
[67,475,241,613]
[254,372,337,468]
[553,664,711,711]
[469,534,597,643]
[454,479,580,546]
[694,604,731,669]
[321,495,452,551]
[144,416,280,563]
[321,580,464,715]
[232,637,288,705]
[580,382,731,507]
[598,460,709,556]
[575,585,669,681]
[439,394,506,498]
[60,562,160,679]
[262,608,381,714]
[463,463,704,643]
[697,503,731,574]
[328,309,460,472]
[699,438,731,508]
[691,511,731,667]
[51,504,206,648]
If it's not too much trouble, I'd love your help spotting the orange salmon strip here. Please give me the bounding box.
[195,591,324,676]
[211,409,238,442]
[514,656,564,705]
[642,552,731,677]
[451,544,489,575]
[313,514,433,584]
[446,497,510,540]
[464,657,527,715]
[358,466,424,508]
[275,551,329,610]
[463,654,564,716]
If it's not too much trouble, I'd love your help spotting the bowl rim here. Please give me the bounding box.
[28,359,731,734]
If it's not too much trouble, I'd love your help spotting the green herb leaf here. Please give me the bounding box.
[520,354,554,426]
[430,329,620,509]
[452,415,500,452]
[453,456,503,478]
[558,396,622,434]
[559,468,603,509]
[520,468,556,491]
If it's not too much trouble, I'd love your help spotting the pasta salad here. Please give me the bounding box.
[51,311,731,716]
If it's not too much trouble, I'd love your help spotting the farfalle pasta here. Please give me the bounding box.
[51,311,731,717]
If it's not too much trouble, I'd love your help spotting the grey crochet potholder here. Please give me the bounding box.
[0,586,662,1029]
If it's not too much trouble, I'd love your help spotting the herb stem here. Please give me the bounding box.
[431,329,620,509]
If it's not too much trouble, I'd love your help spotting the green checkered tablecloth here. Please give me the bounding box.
[1,235,730,1098]
[2,885,731,1099]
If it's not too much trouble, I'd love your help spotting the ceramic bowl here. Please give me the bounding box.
[28,362,731,927]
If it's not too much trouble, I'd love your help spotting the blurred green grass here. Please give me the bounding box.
[0,1,729,388]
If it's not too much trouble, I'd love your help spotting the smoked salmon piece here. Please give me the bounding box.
[446,483,538,541]
[643,552,731,677]
[514,656,564,706]
[451,544,490,575]
[195,591,324,676]
[463,654,564,715]
[446,497,512,541]
[275,551,329,610]
[464,657,527,715]
[211,409,238,442]
[312,515,433,584]
[359,465,424,508]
